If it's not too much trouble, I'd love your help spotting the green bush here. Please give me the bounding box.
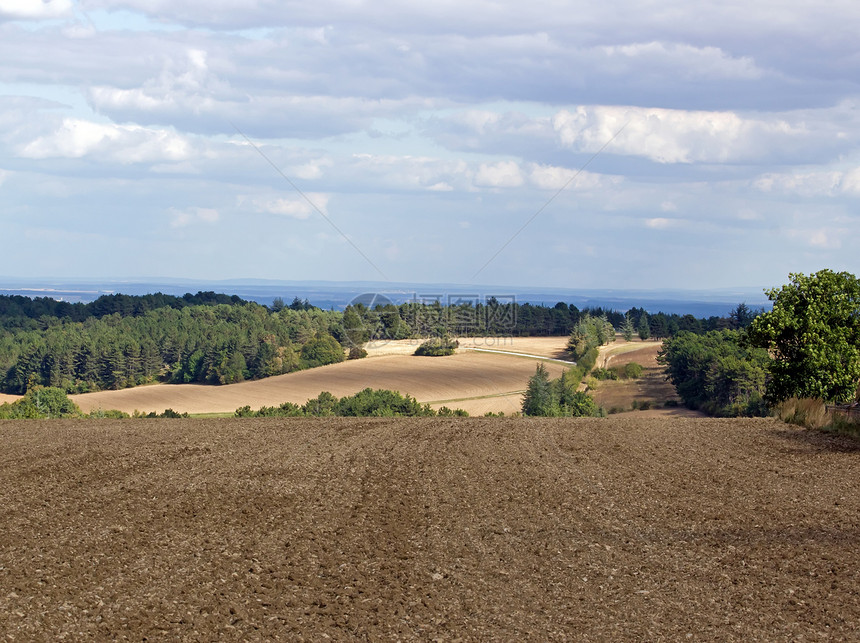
[622,362,643,379]
[234,389,469,418]
[87,408,130,419]
[300,333,346,369]
[592,368,618,381]
[577,347,599,374]
[0,387,82,419]
[414,335,459,356]
[521,364,605,417]
[132,408,190,418]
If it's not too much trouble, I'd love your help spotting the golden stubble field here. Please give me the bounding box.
[71,337,575,416]
[1,416,858,640]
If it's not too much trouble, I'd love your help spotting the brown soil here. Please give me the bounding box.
[1,417,858,640]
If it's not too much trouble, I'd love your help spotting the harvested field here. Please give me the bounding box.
[1,417,858,640]
[364,336,571,360]
[72,350,569,415]
[0,394,21,405]
[590,341,693,416]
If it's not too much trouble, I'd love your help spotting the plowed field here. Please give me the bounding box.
[2,417,858,640]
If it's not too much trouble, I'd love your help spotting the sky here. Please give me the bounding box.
[1,0,859,291]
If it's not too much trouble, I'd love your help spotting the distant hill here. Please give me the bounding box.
[0,278,770,317]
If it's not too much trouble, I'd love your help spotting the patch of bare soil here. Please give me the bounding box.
[1,417,858,640]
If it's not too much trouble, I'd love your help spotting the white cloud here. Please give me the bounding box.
[349,153,471,191]
[528,165,613,191]
[239,194,329,219]
[474,161,523,188]
[552,105,810,164]
[0,0,72,19]
[19,118,192,163]
[601,41,764,80]
[291,158,333,181]
[427,182,453,192]
[786,227,844,249]
[754,168,860,197]
[169,206,219,228]
[645,217,675,229]
[837,167,860,196]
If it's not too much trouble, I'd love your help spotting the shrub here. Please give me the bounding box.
[0,387,82,419]
[87,408,130,419]
[592,368,618,381]
[300,333,346,369]
[414,335,459,357]
[623,362,643,379]
[521,364,605,417]
[578,347,599,373]
[132,408,190,418]
[303,392,338,416]
[348,346,368,360]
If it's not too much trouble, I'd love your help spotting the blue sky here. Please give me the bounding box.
[1,0,859,290]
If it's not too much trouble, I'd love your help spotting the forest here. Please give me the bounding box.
[0,290,749,395]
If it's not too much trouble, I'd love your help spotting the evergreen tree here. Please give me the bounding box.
[621,314,634,341]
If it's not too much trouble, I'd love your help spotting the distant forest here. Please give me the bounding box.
[0,291,748,395]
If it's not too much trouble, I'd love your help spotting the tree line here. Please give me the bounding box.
[0,290,751,396]
[0,291,251,330]
[659,270,860,416]
[0,303,345,394]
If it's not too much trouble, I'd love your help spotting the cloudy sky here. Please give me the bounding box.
[1,0,859,290]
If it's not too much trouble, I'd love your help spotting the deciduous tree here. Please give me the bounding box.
[747,270,860,403]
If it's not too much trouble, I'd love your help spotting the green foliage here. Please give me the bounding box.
[131,408,190,418]
[348,347,368,360]
[621,314,634,342]
[567,314,615,361]
[436,406,469,417]
[1,302,343,393]
[0,291,773,400]
[235,389,468,418]
[747,270,860,404]
[0,386,82,419]
[522,364,555,416]
[521,364,604,417]
[659,330,770,417]
[87,408,131,418]
[299,333,346,369]
[414,335,459,356]
[621,362,643,379]
[341,305,370,349]
[592,368,618,381]
[577,346,599,374]
[303,391,339,416]
[637,313,651,340]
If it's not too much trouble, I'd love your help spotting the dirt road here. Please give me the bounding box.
[1,417,858,640]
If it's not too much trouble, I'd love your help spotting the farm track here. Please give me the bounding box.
[1,417,858,640]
